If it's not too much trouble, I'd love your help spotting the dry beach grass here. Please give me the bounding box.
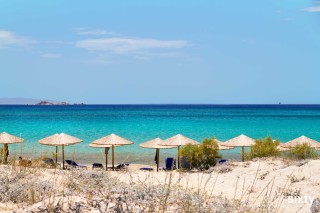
[0,158,319,212]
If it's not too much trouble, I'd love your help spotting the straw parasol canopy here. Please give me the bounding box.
[140,138,176,171]
[0,132,24,163]
[39,133,82,146]
[277,143,290,152]
[160,134,199,146]
[281,136,320,148]
[89,143,121,171]
[91,133,134,171]
[214,138,235,150]
[38,133,83,169]
[0,132,24,144]
[160,134,199,169]
[140,138,176,149]
[223,134,256,162]
[89,144,114,148]
[217,143,234,150]
[271,140,290,152]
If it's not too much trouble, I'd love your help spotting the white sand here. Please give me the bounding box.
[115,158,320,213]
[1,158,319,212]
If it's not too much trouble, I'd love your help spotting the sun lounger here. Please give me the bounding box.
[19,159,32,167]
[139,167,153,171]
[18,156,32,167]
[164,157,176,170]
[65,160,87,169]
[44,158,55,164]
[43,158,56,168]
[181,157,190,169]
[218,159,228,164]
[92,163,104,169]
[113,163,129,170]
[107,163,129,171]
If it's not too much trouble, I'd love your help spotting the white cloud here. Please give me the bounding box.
[75,28,119,36]
[42,53,63,59]
[304,6,320,12]
[0,30,34,48]
[79,30,117,36]
[76,38,189,54]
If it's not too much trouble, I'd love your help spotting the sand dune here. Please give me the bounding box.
[0,158,319,212]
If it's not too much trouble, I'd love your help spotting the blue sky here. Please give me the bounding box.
[1,0,320,104]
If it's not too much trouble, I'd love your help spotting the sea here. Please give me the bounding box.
[1,104,320,164]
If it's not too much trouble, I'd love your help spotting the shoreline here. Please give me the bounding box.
[8,151,243,165]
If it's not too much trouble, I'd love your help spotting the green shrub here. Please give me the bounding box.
[289,143,318,160]
[180,143,202,169]
[248,136,280,159]
[201,138,221,169]
[181,137,221,170]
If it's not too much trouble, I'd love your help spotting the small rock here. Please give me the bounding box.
[311,198,320,213]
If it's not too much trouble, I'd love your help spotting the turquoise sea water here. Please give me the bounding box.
[1,105,320,162]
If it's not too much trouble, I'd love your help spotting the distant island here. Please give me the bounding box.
[0,98,85,105]
[36,101,85,106]
[36,101,69,106]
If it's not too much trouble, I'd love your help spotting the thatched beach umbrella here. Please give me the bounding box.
[277,144,290,152]
[272,140,290,152]
[140,138,176,172]
[91,134,134,171]
[223,134,255,162]
[213,138,235,150]
[38,133,82,169]
[0,132,24,163]
[281,136,320,148]
[217,142,235,150]
[89,143,121,171]
[160,134,199,169]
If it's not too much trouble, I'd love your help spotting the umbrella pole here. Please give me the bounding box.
[112,145,115,171]
[55,146,58,163]
[177,145,180,169]
[156,148,160,172]
[3,144,5,163]
[242,146,244,162]
[2,144,4,163]
[62,145,65,169]
[105,147,109,171]
[3,144,8,164]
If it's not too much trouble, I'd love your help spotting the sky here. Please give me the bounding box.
[0,0,320,104]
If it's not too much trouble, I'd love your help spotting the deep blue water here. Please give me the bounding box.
[1,104,320,158]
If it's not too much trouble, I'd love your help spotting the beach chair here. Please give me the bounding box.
[114,163,129,170]
[165,157,176,170]
[108,163,130,171]
[18,158,32,167]
[92,163,104,170]
[43,158,56,168]
[44,158,54,164]
[65,160,87,169]
[181,157,190,169]
[218,159,228,164]
[139,167,153,171]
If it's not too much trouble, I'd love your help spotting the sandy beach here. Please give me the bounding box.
[0,158,319,212]
[2,0,320,211]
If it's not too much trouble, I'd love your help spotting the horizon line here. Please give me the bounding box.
[2,103,320,106]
